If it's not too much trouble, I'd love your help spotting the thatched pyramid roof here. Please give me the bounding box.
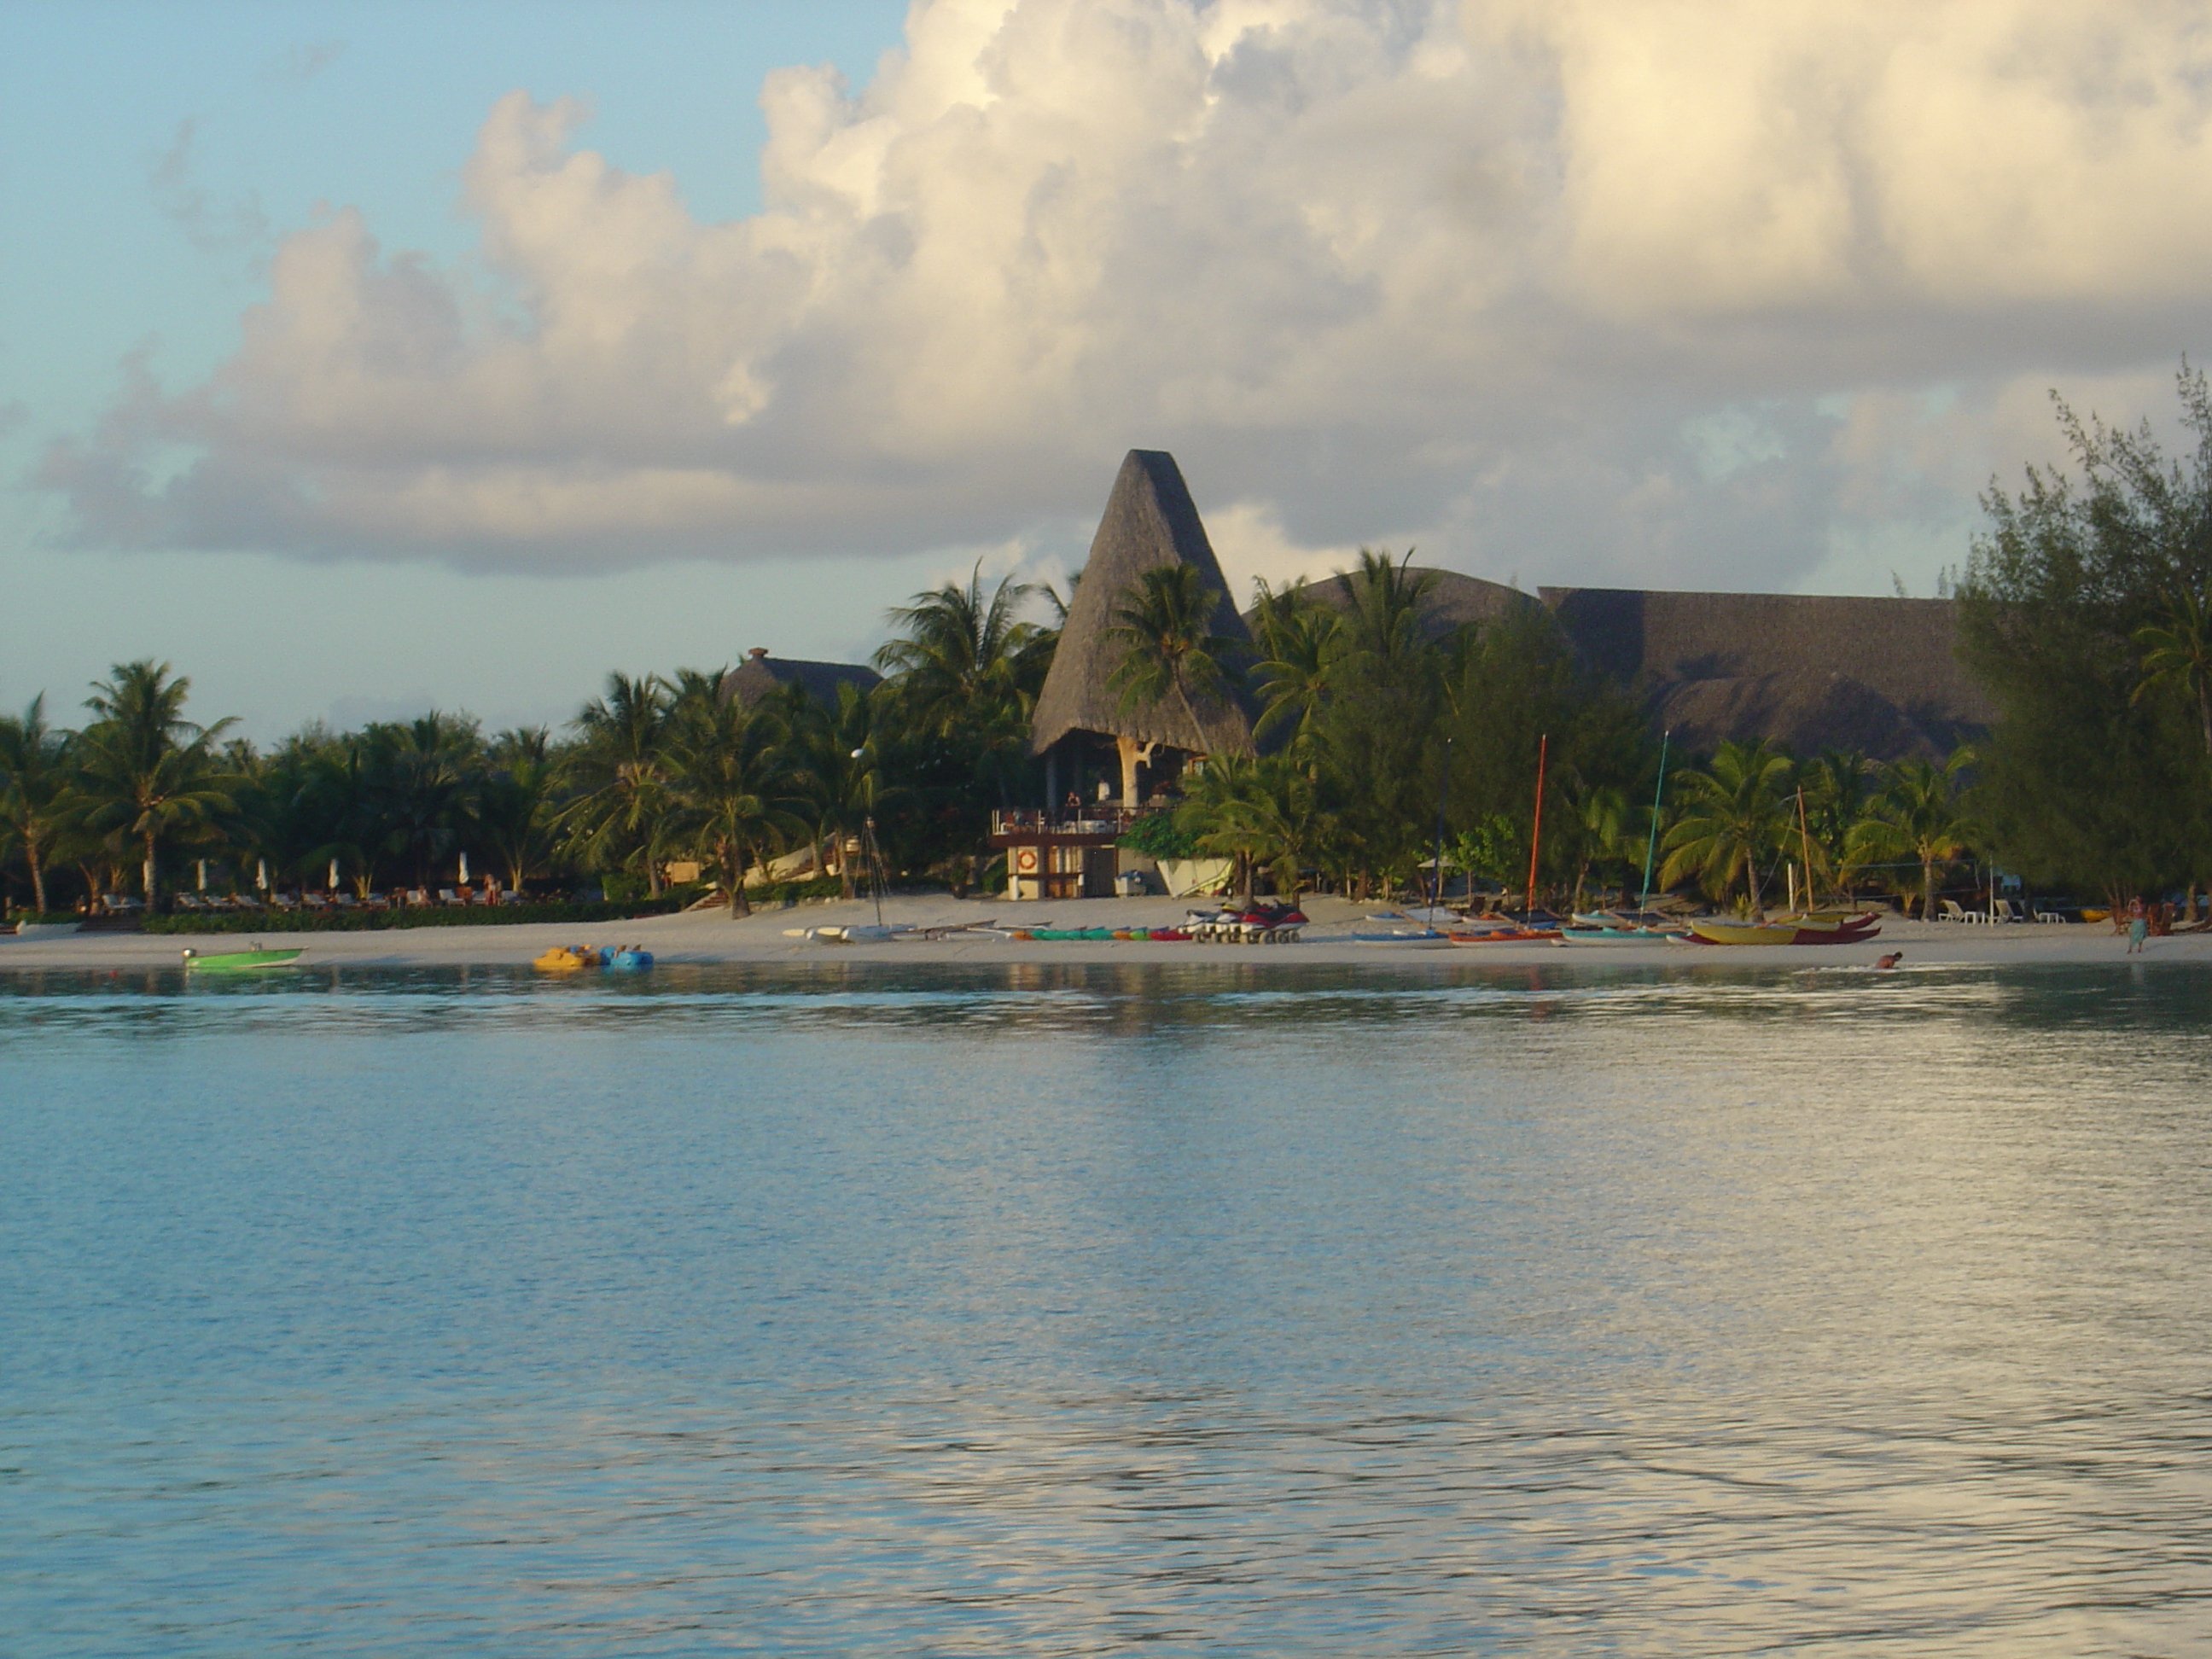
[1031,451,1254,756]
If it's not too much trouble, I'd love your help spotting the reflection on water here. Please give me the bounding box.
[3,964,2209,1655]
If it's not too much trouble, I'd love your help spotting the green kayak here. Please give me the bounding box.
[182,946,305,972]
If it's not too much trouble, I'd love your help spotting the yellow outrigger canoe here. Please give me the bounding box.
[1685,913,1881,946]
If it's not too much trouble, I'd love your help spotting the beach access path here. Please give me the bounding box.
[5,895,2208,971]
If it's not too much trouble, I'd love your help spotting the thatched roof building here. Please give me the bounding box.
[1245,567,1545,638]
[1030,450,1255,759]
[1541,587,1994,758]
[1027,449,1992,771]
[723,647,881,709]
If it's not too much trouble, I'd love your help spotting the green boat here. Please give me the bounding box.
[181,946,305,972]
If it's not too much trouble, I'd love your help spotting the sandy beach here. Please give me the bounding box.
[4,894,2205,972]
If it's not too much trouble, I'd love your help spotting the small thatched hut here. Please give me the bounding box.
[1030,450,1255,807]
[722,647,881,710]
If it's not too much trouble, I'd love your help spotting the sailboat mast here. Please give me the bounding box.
[1639,728,1669,910]
[1796,786,1817,911]
[1525,733,1548,917]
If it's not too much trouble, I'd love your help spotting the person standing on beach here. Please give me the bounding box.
[2127,896,2150,954]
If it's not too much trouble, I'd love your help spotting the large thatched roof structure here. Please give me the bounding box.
[1540,588,1994,758]
[1030,450,1254,757]
[1244,567,1545,638]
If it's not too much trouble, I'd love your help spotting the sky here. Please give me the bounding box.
[5,0,2211,739]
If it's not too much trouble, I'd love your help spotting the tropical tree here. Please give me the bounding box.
[559,672,674,894]
[1565,782,1636,911]
[72,661,239,911]
[1848,750,1977,921]
[1171,753,1271,903]
[1960,363,2212,901]
[1659,740,1795,917]
[364,713,484,888]
[1106,565,1243,731]
[0,695,72,913]
[477,726,561,894]
[2134,586,2212,760]
[875,563,1047,736]
[792,682,888,900]
[292,732,387,896]
[1249,581,1342,756]
[662,697,806,917]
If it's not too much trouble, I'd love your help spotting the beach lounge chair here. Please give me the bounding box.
[1939,899,1986,923]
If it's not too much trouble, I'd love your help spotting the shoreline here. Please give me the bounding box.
[4,894,2205,973]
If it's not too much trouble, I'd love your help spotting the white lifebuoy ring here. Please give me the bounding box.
[1014,847,1039,875]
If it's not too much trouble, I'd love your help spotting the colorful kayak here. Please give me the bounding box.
[533,946,593,970]
[1686,917,1882,946]
[1554,927,1678,946]
[181,946,303,972]
[1349,929,1452,946]
[608,948,654,970]
[1446,926,1560,944]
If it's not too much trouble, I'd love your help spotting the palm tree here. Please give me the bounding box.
[1848,749,1976,921]
[1330,549,1437,670]
[364,713,483,888]
[1104,563,1245,805]
[73,661,239,912]
[293,733,386,897]
[558,673,674,895]
[793,682,887,901]
[1171,752,1271,904]
[1250,586,1342,756]
[2134,587,2212,758]
[1567,782,1634,912]
[1800,748,1873,904]
[874,562,1045,737]
[0,695,72,914]
[478,727,560,895]
[663,696,806,917]
[1658,740,1795,917]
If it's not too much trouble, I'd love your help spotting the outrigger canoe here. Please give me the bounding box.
[1554,926,1680,946]
[1446,925,1561,944]
[181,946,304,972]
[1683,914,1881,946]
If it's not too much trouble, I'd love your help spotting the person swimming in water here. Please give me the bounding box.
[1875,952,1902,970]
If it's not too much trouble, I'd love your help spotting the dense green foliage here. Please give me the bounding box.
[1959,365,2212,905]
[0,566,1062,922]
[11,375,2212,922]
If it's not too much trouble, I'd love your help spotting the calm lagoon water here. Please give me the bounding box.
[3,961,2209,1656]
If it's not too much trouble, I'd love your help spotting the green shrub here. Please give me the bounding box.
[143,898,690,934]
[1119,811,1198,860]
[8,911,79,927]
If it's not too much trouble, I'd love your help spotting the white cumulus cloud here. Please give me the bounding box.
[39,0,2212,592]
